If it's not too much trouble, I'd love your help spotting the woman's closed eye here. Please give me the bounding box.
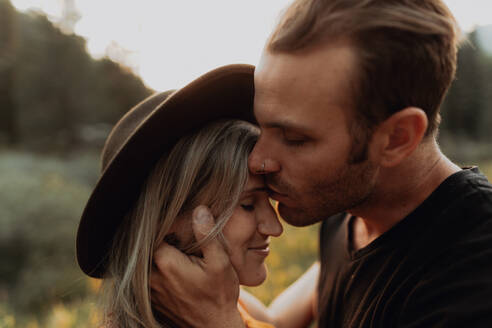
[240,188,269,212]
[241,204,255,212]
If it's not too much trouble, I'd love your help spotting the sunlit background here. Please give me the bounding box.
[1,0,492,327]
[10,0,492,90]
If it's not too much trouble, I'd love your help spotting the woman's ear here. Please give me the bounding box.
[371,107,428,168]
[163,233,181,248]
[164,212,194,250]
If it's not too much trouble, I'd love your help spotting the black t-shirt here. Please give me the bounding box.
[317,167,492,327]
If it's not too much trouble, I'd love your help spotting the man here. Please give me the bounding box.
[151,0,492,326]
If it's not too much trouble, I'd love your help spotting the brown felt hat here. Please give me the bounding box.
[76,64,255,278]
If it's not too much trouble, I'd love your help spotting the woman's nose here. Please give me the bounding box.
[258,204,283,237]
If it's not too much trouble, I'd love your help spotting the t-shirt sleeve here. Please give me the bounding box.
[397,221,492,328]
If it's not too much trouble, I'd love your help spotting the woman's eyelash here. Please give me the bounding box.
[241,204,255,211]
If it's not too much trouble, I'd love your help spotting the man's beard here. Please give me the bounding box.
[266,159,377,227]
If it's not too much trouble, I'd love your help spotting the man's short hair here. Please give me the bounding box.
[268,0,460,162]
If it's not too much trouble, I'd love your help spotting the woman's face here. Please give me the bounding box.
[222,173,283,286]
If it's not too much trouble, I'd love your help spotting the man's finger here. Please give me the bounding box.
[192,205,231,270]
[153,240,193,274]
[150,269,167,293]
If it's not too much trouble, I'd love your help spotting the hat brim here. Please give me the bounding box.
[76,64,255,278]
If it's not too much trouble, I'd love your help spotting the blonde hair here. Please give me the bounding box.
[268,0,460,162]
[100,120,259,328]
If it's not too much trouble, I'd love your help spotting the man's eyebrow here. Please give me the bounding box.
[262,120,310,132]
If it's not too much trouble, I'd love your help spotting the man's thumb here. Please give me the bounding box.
[192,205,230,264]
[192,205,215,243]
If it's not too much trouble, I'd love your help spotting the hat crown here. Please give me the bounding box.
[77,64,255,278]
[101,90,175,171]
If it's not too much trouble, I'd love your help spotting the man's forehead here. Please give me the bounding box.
[253,90,348,137]
[255,45,357,107]
[253,45,357,131]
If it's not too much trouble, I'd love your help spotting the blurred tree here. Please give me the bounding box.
[441,31,490,141]
[0,4,154,318]
[482,53,492,143]
[0,0,19,146]
[0,6,152,151]
[59,0,81,35]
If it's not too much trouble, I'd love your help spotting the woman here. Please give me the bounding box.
[76,65,317,328]
[106,117,287,327]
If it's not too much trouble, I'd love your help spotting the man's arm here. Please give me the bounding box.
[239,262,319,328]
[151,206,245,328]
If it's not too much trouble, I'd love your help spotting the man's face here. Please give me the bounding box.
[249,42,379,226]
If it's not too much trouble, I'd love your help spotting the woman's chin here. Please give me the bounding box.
[238,265,268,287]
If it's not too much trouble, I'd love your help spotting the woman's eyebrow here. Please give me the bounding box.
[243,186,268,195]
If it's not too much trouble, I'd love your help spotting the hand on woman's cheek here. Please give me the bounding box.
[151,206,244,328]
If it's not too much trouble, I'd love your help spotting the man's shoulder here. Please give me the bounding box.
[406,169,492,298]
[428,167,492,232]
[441,166,492,206]
[416,167,492,266]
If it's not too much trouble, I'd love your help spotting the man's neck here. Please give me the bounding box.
[349,140,460,251]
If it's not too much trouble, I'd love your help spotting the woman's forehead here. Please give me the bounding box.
[243,174,267,194]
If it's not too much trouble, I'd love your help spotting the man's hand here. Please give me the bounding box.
[151,205,245,328]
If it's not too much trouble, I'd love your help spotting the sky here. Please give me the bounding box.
[11,0,492,91]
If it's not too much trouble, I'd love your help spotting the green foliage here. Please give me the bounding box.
[0,151,98,315]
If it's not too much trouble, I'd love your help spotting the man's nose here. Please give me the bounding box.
[248,137,280,175]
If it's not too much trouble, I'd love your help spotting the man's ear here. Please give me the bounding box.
[371,107,428,167]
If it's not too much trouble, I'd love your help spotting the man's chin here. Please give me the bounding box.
[277,203,323,227]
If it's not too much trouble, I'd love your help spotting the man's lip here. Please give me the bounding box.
[267,185,286,197]
[268,188,288,202]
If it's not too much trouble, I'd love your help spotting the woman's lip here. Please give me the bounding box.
[248,244,269,250]
[248,246,270,256]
